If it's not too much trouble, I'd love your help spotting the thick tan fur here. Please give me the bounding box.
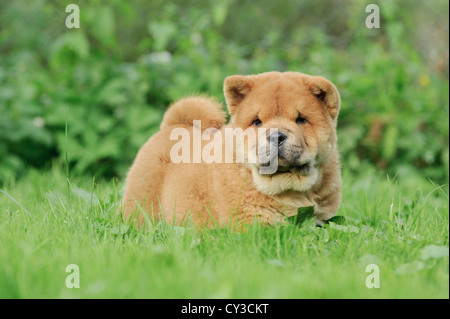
[122,71,342,228]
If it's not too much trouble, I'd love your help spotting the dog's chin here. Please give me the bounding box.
[250,162,319,196]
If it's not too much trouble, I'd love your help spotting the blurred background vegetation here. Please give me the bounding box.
[0,0,448,185]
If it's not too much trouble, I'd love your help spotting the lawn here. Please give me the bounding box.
[0,0,448,301]
[0,165,448,298]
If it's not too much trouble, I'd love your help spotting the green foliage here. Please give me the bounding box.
[285,206,315,226]
[0,0,448,183]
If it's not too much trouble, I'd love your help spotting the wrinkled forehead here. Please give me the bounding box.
[240,78,319,118]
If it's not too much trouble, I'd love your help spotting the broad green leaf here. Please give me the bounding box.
[285,206,315,227]
[325,215,347,225]
[382,124,399,160]
[148,21,176,51]
[212,0,230,27]
[89,6,116,46]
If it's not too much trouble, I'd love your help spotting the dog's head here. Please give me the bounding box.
[224,71,340,195]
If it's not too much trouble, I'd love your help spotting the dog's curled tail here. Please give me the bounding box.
[160,96,227,130]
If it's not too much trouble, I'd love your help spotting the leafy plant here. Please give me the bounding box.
[0,0,448,184]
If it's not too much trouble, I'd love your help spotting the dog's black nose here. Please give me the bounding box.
[268,132,287,147]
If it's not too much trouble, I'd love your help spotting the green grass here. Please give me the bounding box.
[0,165,448,298]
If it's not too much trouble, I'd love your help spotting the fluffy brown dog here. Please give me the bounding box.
[122,71,341,228]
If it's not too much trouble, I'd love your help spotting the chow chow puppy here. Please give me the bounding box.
[122,71,341,228]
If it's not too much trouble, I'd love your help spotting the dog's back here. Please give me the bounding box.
[122,96,227,225]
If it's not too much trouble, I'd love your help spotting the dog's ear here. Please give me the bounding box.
[307,76,340,121]
[223,75,254,115]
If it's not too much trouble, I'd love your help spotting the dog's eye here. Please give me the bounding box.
[252,118,263,127]
[296,115,307,124]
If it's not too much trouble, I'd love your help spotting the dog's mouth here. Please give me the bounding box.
[274,163,311,175]
[259,161,312,176]
[256,146,313,176]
